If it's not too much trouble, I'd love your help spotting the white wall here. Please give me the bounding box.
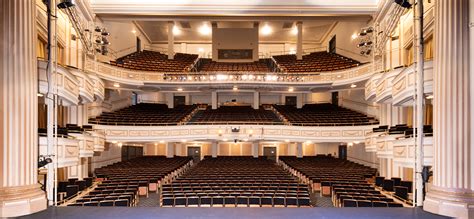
[103,21,151,57]
[322,21,372,63]
[339,89,378,117]
[305,92,332,104]
[347,143,379,169]
[104,89,133,112]
[137,92,167,104]
[90,143,122,170]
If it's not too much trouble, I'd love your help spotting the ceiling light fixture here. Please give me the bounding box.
[426,95,434,99]
[177,88,183,91]
[131,30,137,34]
[172,25,181,35]
[198,24,211,35]
[291,26,298,35]
[113,83,120,88]
[288,87,294,92]
[261,24,272,36]
[350,84,357,88]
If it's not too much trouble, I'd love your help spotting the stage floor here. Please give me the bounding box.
[22,207,448,219]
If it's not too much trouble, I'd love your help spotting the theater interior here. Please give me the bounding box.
[0,0,472,218]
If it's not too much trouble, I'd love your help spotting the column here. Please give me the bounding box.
[211,142,218,158]
[0,0,47,217]
[167,21,174,59]
[296,93,303,109]
[211,91,218,109]
[424,1,474,218]
[253,91,259,110]
[166,142,174,158]
[296,22,303,60]
[296,142,303,158]
[166,93,174,109]
[252,142,259,158]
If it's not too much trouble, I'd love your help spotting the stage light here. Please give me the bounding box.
[38,157,53,168]
[57,0,74,9]
[394,0,412,8]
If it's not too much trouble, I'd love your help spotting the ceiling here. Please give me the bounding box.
[90,0,379,17]
[134,20,337,44]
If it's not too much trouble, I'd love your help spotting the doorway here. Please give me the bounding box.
[285,96,297,106]
[136,37,141,52]
[174,96,186,106]
[187,146,201,162]
[338,144,347,160]
[263,146,277,161]
[332,92,339,105]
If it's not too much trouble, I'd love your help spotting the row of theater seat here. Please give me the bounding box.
[109,50,198,72]
[198,58,272,72]
[273,104,379,126]
[89,104,197,126]
[188,106,282,125]
[375,176,413,202]
[58,177,94,201]
[273,51,361,73]
[90,103,377,126]
[161,156,311,207]
[279,156,404,208]
[67,156,192,207]
[372,124,433,138]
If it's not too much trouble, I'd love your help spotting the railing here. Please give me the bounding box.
[85,57,374,84]
[89,120,379,127]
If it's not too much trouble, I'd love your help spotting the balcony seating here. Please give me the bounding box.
[89,103,197,126]
[69,156,192,207]
[273,103,378,126]
[161,156,311,207]
[188,106,283,125]
[273,51,360,73]
[376,176,413,202]
[198,58,272,72]
[109,50,198,72]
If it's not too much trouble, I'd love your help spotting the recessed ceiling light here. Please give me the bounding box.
[337,75,342,78]
[354,141,360,144]
[177,88,183,91]
[223,138,228,141]
[350,84,357,88]
[233,86,238,91]
[131,30,137,34]
[159,140,165,143]
[261,24,272,35]
[111,141,118,144]
[37,93,44,97]
[181,139,187,143]
[172,25,181,35]
[426,95,434,99]
[288,87,294,92]
[291,26,298,35]
[198,24,211,35]
[113,83,120,88]
[285,139,290,143]
[243,138,248,142]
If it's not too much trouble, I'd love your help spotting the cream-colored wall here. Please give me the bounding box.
[339,89,378,117]
[212,28,259,62]
[305,92,332,104]
[347,143,379,169]
[90,143,122,170]
[103,21,151,57]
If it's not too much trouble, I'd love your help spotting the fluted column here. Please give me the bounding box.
[166,142,174,158]
[211,142,218,158]
[296,142,303,158]
[423,0,474,218]
[0,0,47,217]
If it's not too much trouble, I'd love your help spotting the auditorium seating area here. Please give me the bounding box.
[88,103,198,126]
[68,156,192,207]
[198,58,272,72]
[161,156,311,207]
[188,106,283,125]
[375,176,413,204]
[273,52,361,73]
[273,103,378,126]
[279,156,403,208]
[57,177,94,202]
[109,50,198,72]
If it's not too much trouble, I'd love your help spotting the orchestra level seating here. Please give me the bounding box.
[198,58,272,72]
[188,106,283,125]
[88,103,198,126]
[68,156,192,207]
[109,50,198,72]
[273,51,361,73]
[161,156,311,207]
[273,103,379,126]
[279,156,404,208]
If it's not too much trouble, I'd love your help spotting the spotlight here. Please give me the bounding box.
[394,0,412,8]
[38,157,53,168]
[101,30,110,36]
[57,0,74,9]
[365,49,372,55]
[95,26,102,32]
